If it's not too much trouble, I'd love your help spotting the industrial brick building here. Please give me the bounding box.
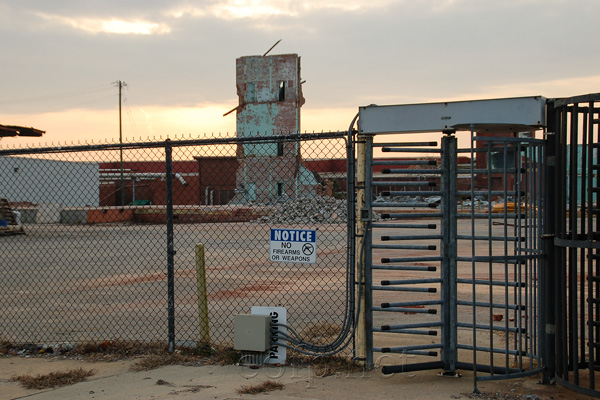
[231,53,318,203]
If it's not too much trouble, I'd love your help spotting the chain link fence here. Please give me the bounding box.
[0,132,353,349]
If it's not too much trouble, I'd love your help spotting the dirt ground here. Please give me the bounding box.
[1,218,595,399]
[0,355,594,400]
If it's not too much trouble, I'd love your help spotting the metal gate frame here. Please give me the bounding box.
[461,133,545,388]
[545,93,600,397]
[356,110,545,391]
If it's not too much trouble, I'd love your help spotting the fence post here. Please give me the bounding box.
[364,135,374,369]
[195,243,210,346]
[440,134,458,374]
[355,134,367,365]
[541,101,557,383]
[346,127,357,360]
[165,140,176,353]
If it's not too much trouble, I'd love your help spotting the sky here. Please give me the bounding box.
[1,0,599,147]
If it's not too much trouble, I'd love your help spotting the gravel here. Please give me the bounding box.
[255,196,347,224]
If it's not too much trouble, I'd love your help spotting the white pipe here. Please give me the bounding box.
[132,178,136,202]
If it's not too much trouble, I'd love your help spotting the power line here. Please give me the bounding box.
[115,80,127,206]
[0,83,114,105]
[122,93,138,136]
[41,94,117,113]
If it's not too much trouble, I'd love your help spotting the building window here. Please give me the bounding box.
[247,83,256,102]
[277,81,285,102]
[490,149,516,170]
[277,142,284,156]
[277,183,284,197]
[247,182,256,202]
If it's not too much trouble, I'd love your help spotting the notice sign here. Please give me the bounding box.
[269,228,317,264]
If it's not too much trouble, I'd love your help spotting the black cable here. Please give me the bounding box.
[270,218,367,356]
[266,114,362,356]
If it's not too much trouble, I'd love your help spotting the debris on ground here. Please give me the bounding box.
[236,380,284,395]
[10,368,95,389]
[256,197,347,224]
[465,392,545,400]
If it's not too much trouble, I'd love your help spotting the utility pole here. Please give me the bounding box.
[114,80,128,206]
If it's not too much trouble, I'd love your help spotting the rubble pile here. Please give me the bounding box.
[374,195,441,207]
[256,196,347,224]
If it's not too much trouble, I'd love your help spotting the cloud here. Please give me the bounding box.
[35,12,171,35]
[405,74,600,105]
[0,102,238,146]
[1,0,598,126]
[169,1,290,19]
[166,0,397,20]
[480,75,600,100]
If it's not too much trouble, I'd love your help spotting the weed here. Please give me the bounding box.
[301,322,342,345]
[236,380,284,395]
[212,346,243,365]
[0,338,12,355]
[73,340,167,360]
[130,352,202,371]
[465,392,524,400]
[312,355,363,377]
[4,338,358,378]
[287,353,363,377]
[130,344,241,371]
[11,368,95,389]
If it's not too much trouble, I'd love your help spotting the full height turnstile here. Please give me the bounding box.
[357,97,546,390]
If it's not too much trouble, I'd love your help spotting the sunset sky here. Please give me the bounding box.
[1,0,599,147]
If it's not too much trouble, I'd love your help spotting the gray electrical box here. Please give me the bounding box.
[234,314,271,352]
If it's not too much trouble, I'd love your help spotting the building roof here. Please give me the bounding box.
[0,124,45,138]
[100,161,198,174]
